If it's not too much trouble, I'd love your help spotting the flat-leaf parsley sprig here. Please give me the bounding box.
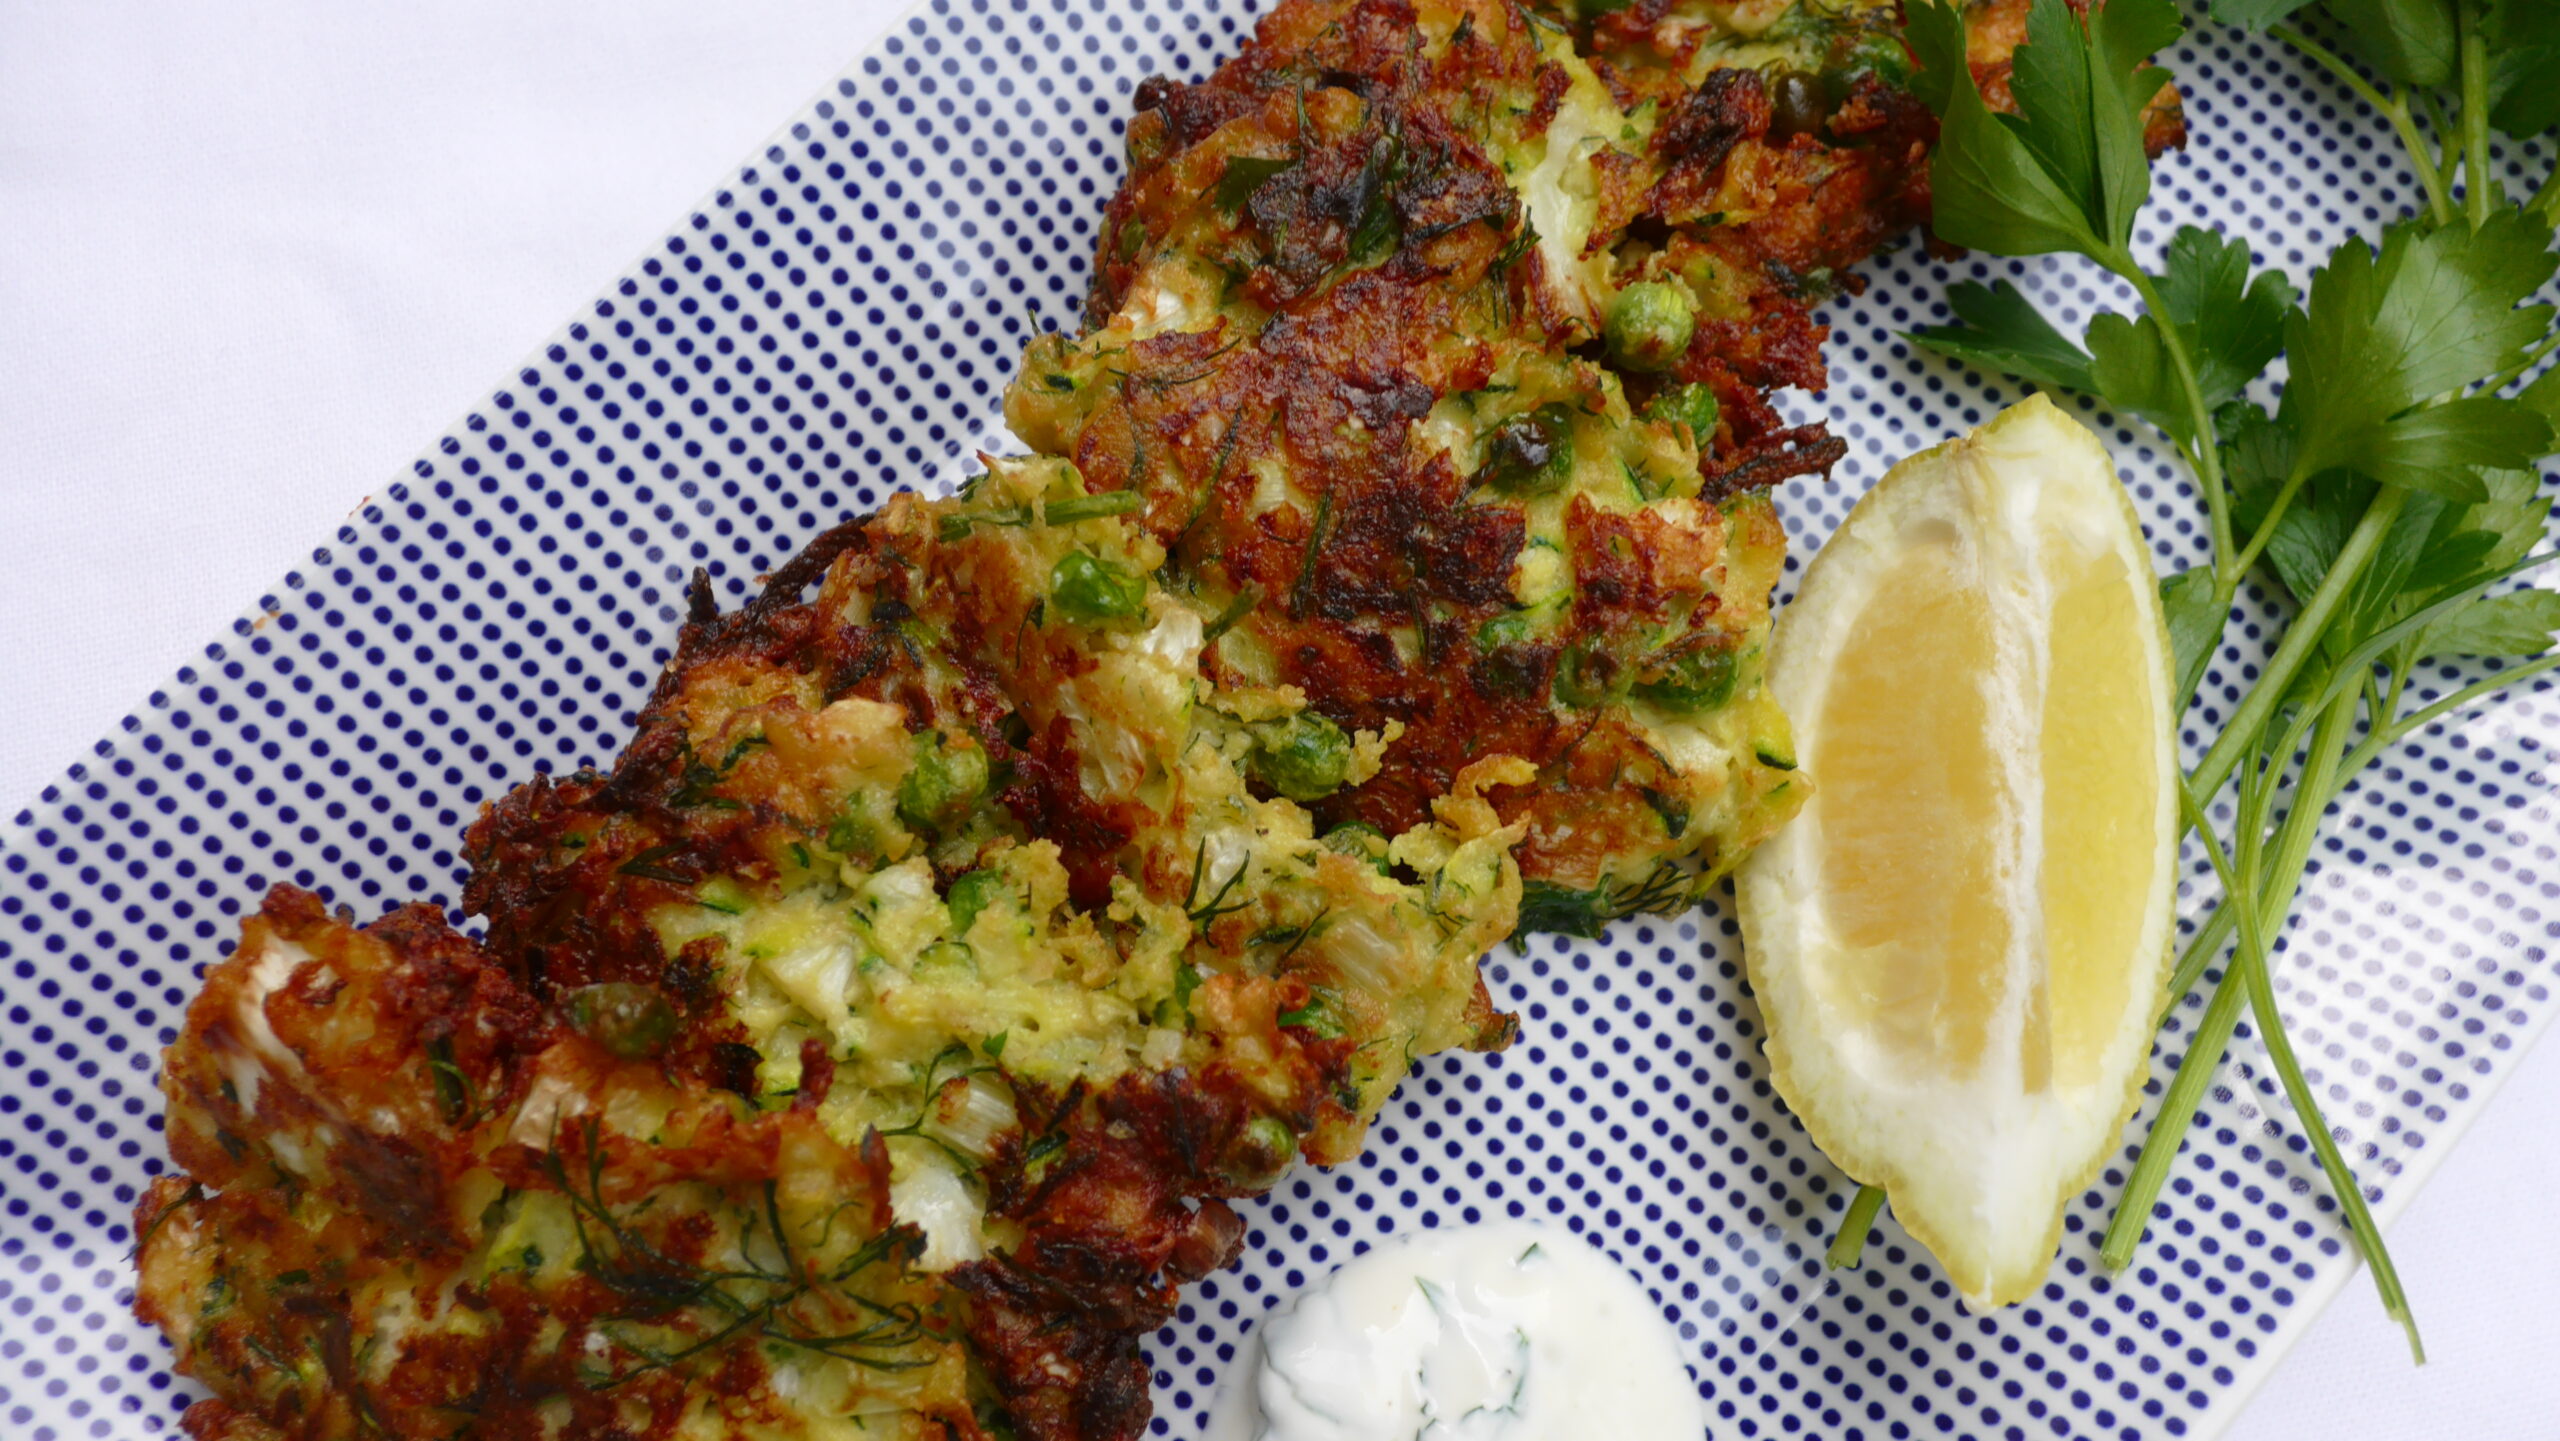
[1822,0,2560,1361]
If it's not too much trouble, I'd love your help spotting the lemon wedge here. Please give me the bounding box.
[1736,395,2178,1309]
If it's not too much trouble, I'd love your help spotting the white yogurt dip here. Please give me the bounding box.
[1205,1220,1707,1440]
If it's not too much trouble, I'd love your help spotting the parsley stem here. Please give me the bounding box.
[2103,960,2249,1269]
[2379,646,2414,730]
[2168,649,2560,1037]
[2107,775,2268,1277]
[1827,1185,1887,1270]
[2228,686,2423,1362]
[2190,488,2407,808]
[2291,553,2558,759]
[2168,650,2560,1018]
[2530,162,2560,225]
[2107,684,2360,1271]
[2164,546,2554,1021]
[2418,90,2462,202]
[2167,702,2424,1361]
[2371,650,2560,757]
[2269,28,2453,227]
[2233,894,2428,1363]
[2228,466,2311,580]
[2161,899,2238,1025]
[2118,265,2235,579]
[2456,0,2497,226]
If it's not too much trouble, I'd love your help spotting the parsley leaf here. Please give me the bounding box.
[2447,466,2556,579]
[2488,1,2560,135]
[2490,50,2560,138]
[2154,228,2298,405]
[1911,0,2179,260]
[2402,467,2556,654]
[2209,0,2319,23]
[2319,210,2555,404]
[2322,0,2457,89]
[2520,359,2560,432]
[2344,398,2551,500]
[2415,587,2560,658]
[1908,281,2096,392]
[2160,567,2228,702]
[2007,0,2111,228]
[1915,229,2290,450]
[2338,490,2462,643]
[2395,496,2503,604]
[1906,0,2108,257]
[2083,310,2191,440]
[2492,0,2560,50]
[2278,212,2557,500]
[2259,490,2356,614]
[2237,458,2553,666]
[2225,416,2356,603]
[2082,0,2182,251]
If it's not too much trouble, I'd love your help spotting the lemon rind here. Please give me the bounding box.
[1735,394,2179,1310]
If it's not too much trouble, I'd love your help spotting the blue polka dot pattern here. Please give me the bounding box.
[1,7,2554,1440]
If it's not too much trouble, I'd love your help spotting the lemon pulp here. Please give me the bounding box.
[1811,525,2010,1082]
[2040,536,2158,1093]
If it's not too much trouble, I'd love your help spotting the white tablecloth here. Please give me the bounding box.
[2,3,2550,1436]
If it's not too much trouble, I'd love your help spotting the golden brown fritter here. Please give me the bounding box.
[1009,0,1835,928]
[145,471,1526,1441]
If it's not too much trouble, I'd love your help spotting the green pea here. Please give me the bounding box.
[1049,551,1147,625]
[1553,642,1627,709]
[1221,1114,1301,1190]
[1605,281,1697,372]
[1845,30,1914,86]
[1321,820,1393,877]
[1475,610,1538,652]
[1480,403,1577,495]
[1646,382,1721,446]
[1633,645,1739,713]
[565,983,678,1061]
[825,809,875,860]
[945,867,1009,936]
[1249,711,1352,802]
[897,731,991,830]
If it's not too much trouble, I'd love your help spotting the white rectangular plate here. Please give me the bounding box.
[1,5,2553,1439]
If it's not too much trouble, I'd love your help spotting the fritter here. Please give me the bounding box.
[1009,0,1849,933]
[141,466,1526,1441]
